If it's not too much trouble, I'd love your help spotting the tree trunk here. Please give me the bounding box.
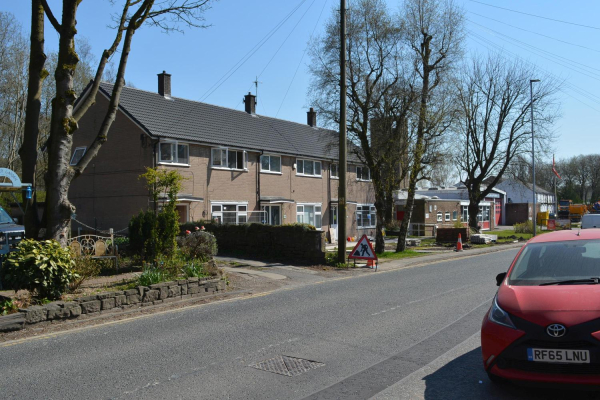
[19,0,46,238]
[44,0,80,245]
[396,187,415,252]
[396,37,431,252]
[467,200,480,233]
[375,194,385,253]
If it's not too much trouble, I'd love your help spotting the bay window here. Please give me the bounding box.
[211,203,248,224]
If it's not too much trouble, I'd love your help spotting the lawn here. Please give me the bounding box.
[493,228,554,243]
[377,249,427,260]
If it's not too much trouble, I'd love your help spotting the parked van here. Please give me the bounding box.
[581,214,600,229]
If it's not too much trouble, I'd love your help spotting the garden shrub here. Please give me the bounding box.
[177,231,218,261]
[181,261,208,279]
[1,297,18,316]
[129,210,158,260]
[0,239,77,300]
[514,220,533,234]
[137,265,170,286]
[69,255,102,292]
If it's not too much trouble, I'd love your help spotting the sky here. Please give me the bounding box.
[3,0,600,161]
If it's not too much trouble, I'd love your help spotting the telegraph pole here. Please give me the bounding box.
[338,0,347,263]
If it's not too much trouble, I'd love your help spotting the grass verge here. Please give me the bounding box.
[377,249,427,260]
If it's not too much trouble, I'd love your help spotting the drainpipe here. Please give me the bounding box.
[257,151,263,218]
[152,139,158,215]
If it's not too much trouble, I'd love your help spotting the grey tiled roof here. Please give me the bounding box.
[98,82,352,161]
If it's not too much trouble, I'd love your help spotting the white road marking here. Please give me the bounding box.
[371,284,474,316]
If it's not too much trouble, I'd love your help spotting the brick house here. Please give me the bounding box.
[394,185,504,235]
[68,72,376,241]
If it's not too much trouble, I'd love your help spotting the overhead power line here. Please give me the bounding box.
[468,11,600,54]
[468,0,600,31]
[200,0,309,102]
[467,31,600,113]
[468,20,600,76]
[276,0,329,117]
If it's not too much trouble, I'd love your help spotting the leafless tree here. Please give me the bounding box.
[0,13,28,172]
[20,0,215,242]
[395,0,465,252]
[308,0,416,253]
[452,55,560,230]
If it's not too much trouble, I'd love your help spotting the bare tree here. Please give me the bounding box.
[308,0,415,253]
[20,0,215,243]
[586,154,600,203]
[0,12,29,172]
[395,0,464,252]
[452,55,559,230]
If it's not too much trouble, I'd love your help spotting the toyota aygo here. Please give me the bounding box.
[482,229,600,385]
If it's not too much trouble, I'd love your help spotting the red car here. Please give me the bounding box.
[482,229,600,385]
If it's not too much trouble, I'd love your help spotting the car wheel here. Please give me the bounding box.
[487,372,507,385]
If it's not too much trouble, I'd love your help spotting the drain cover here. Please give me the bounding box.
[249,355,325,377]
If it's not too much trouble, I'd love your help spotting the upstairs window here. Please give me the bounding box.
[331,163,339,179]
[297,159,321,177]
[212,148,248,170]
[70,147,87,165]
[260,155,281,173]
[159,141,189,165]
[356,166,371,181]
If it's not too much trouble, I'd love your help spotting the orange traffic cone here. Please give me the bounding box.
[455,233,463,252]
[367,259,376,268]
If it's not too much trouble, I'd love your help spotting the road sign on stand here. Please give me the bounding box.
[348,234,377,260]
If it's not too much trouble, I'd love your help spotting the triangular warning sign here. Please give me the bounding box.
[348,234,377,260]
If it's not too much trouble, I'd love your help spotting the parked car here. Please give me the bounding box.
[482,229,600,385]
[0,206,24,255]
[581,214,600,229]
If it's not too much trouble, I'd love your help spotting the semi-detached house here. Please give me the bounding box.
[69,72,376,241]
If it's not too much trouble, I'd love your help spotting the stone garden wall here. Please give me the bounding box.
[0,277,225,332]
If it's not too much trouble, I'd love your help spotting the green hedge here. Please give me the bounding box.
[179,222,324,264]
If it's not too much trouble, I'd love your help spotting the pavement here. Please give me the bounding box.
[217,241,524,278]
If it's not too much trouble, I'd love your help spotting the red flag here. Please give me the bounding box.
[552,155,562,179]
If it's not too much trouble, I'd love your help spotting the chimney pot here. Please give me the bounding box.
[244,92,256,114]
[307,107,317,127]
[158,71,171,97]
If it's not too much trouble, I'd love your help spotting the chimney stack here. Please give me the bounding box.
[307,107,317,127]
[158,71,171,97]
[244,92,256,114]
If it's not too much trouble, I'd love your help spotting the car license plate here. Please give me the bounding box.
[527,348,590,363]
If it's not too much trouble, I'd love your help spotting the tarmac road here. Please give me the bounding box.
[3,247,593,399]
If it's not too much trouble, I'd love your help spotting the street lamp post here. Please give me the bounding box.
[530,79,540,236]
